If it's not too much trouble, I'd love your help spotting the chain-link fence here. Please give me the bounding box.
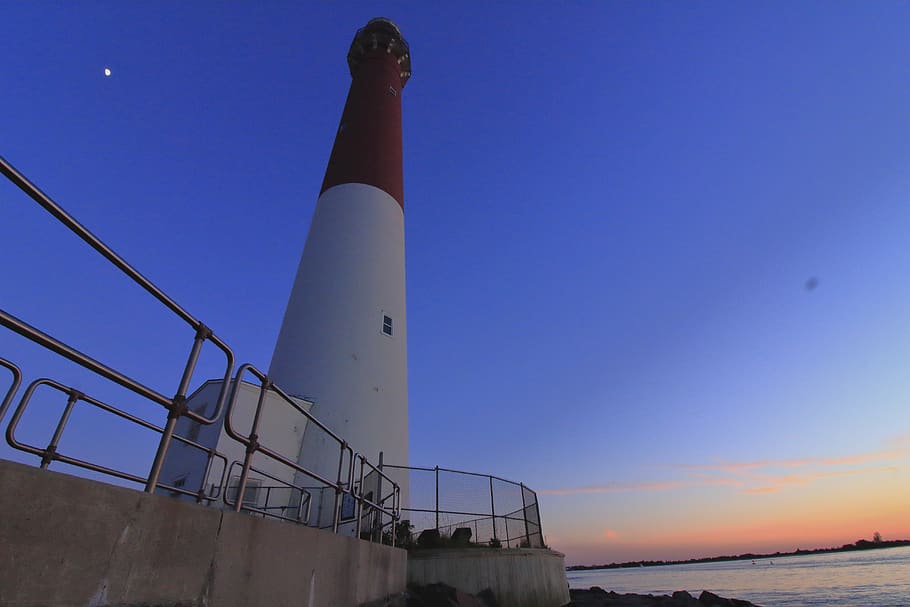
[384,465,544,549]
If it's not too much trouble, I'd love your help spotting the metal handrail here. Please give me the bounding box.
[224,363,370,533]
[0,358,22,424]
[1,156,203,329]
[353,453,401,545]
[224,363,400,533]
[0,309,172,407]
[4,377,228,502]
[222,461,312,524]
[0,156,236,492]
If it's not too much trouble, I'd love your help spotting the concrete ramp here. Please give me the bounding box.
[0,459,406,606]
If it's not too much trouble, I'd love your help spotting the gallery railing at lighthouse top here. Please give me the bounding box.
[0,155,399,543]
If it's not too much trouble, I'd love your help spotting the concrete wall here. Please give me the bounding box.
[408,548,570,607]
[0,459,406,607]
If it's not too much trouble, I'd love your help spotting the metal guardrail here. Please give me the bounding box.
[0,155,235,492]
[384,464,544,549]
[223,460,313,524]
[354,452,401,543]
[0,358,22,424]
[5,377,228,501]
[1,155,401,545]
[223,363,400,542]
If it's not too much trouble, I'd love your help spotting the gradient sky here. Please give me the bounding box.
[2,2,909,565]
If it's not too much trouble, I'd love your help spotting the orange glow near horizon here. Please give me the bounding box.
[545,448,910,565]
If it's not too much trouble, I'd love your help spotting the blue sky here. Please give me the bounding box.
[2,2,910,563]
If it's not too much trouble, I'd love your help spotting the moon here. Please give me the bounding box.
[104,68,112,77]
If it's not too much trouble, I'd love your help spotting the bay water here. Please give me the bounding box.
[566,545,910,606]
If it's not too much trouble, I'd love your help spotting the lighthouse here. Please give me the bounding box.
[156,17,410,531]
[269,18,411,522]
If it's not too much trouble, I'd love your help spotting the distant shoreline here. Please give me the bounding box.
[567,538,910,571]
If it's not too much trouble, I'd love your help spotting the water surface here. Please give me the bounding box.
[566,546,910,607]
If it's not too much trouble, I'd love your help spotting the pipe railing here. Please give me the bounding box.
[224,363,398,535]
[0,358,22,424]
[1,156,401,546]
[222,460,313,524]
[0,155,235,492]
[4,377,228,502]
[354,453,401,545]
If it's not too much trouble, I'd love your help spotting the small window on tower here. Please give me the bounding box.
[382,315,393,336]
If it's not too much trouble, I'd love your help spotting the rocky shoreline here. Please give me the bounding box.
[404,583,762,606]
[567,587,762,607]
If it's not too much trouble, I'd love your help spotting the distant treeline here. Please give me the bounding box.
[567,539,910,571]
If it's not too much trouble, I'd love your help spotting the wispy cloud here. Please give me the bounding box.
[678,449,907,474]
[743,486,779,495]
[541,440,908,497]
[540,480,684,496]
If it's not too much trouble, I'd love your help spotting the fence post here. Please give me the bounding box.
[435,466,439,531]
[489,476,497,541]
[520,482,531,547]
[332,443,348,533]
[355,455,365,540]
[145,325,208,492]
[377,451,384,543]
[41,389,80,469]
[198,449,215,503]
[234,378,269,511]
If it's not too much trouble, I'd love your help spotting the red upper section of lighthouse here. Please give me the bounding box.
[321,18,410,209]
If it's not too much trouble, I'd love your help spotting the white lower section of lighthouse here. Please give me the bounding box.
[269,182,409,526]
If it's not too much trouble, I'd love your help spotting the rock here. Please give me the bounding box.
[407,583,497,607]
[451,527,473,545]
[696,591,758,607]
[671,590,699,606]
[407,582,457,607]
[476,588,498,607]
[417,529,442,548]
[565,587,762,607]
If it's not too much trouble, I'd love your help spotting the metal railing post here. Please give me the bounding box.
[145,325,208,492]
[392,483,399,548]
[355,455,365,540]
[520,482,531,547]
[435,465,439,531]
[40,389,80,470]
[234,378,269,511]
[198,449,216,504]
[377,451,384,542]
[489,476,497,541]
[332,442,348,533]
